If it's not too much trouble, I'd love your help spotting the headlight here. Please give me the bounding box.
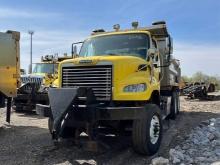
[51,83,58,88]
[123,83,147,92]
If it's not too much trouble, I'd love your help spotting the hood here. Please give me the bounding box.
[61,55,149,86]
[21,74,44,79]
[21,73,45,78]
[62,55,146,68]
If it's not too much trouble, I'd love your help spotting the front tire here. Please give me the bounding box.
[132,104,162,155]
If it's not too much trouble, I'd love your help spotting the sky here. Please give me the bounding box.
[0,0,219,76]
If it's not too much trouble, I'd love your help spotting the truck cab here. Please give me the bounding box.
[14,54,71,111]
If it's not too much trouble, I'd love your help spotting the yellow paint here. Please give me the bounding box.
[0,67,17,96]
[52,78,59,87]
[0,31,20,97]
[58,31,160,101]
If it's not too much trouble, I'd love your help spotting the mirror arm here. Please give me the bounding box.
[71,43,74,58]
[157,63,171,68]
[167,34,172,60]
[137,64,147,71]
[71,41,83,58]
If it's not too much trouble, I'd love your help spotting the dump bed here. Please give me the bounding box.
[0,31,20,97]
[148,24,181,90]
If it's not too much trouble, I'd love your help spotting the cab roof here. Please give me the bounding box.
[91,23,169,38]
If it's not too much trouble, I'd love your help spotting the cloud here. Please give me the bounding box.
[20,30,87,71]
[0,7,61,19]
[19,29,220,77]
[174,41,220,76]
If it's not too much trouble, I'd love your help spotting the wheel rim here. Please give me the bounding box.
[150,115,160,144]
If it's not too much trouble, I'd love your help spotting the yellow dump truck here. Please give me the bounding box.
[0,30,20,123]
[37,21,181,155]
[13,54,72,111]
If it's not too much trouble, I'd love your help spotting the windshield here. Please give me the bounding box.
[80,33,149,59]
[32,63,58,74]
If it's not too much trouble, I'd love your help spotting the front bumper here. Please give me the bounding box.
[14,93,48,102]
[37,103,145,120]
[13,93,49,111]
[36,87,148,139]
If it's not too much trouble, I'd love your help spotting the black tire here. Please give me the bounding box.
[14,105,23,112]
[48,117,54,134]
[176,92,180,115]
[132,104,162,155]
[169,91,178,119]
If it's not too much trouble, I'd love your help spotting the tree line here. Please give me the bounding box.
[181,72,220,90]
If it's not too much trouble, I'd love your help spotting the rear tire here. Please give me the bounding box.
[48,117,54,134]
[169,91,179,119]
[14,105,23,112]
[176,92,180,114]
[132,104,162,155]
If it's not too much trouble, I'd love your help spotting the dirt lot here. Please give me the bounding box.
[0,95,220,165]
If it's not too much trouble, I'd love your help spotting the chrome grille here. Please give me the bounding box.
[21,77,43,84]
[62,65,112,101]
[20,76,43,92]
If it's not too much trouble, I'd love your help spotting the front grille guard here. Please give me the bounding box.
[20,77,43,93]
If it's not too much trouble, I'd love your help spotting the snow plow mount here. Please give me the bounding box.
[46,87,97,139]
[37,87,149,151]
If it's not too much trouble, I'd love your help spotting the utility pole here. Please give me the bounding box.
[28,30,34,74]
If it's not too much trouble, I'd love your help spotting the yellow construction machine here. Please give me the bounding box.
[13,54,72,111]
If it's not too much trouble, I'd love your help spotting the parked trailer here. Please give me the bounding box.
[183,82,216,100]
[0,31,20,122]
[37,21,181,155]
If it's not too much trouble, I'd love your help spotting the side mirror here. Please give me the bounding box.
[73,45,77,54]
[165,36,173,54]
[153,63,158,68]
[72,46,79,58]
[71,41,83,58]
[147,48,156,57]
[169,37,173,54]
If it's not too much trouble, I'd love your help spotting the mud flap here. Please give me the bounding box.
[0,93,5,108]
[6,97,12,123]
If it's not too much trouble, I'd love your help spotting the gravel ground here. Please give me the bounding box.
[169,117,220,164]
[152,117,220,165]
[0,95,220,165]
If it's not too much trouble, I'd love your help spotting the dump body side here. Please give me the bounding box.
[0,31,20,97]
